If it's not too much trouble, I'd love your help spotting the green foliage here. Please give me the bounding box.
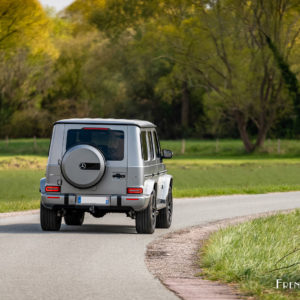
[9,110,50,138]
[0,50,54,137]
[0,0,56,138]
[201,211,300,299]
[265,34,300,104]
[0,0,54,54]
[264,32,300,136]
[0,0,300,145]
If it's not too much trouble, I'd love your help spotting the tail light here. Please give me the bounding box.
[45,186,61,193]
[127,187,143,194]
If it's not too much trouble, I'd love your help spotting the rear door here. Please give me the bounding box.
[61,124,128,195]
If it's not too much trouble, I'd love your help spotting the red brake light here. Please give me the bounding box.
[127,187,143,194]
[45,186,61,193]
[83,127,109,130]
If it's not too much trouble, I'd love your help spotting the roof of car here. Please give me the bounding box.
[55,118,156,128]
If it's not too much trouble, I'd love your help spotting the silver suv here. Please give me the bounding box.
[40,118,173,234]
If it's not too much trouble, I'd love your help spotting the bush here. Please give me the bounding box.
[7,109,52,138]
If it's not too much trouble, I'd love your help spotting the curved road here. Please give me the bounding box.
[1,192,300,300]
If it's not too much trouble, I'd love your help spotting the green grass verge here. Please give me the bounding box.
[0,138,49,156]
[167,161,300,197]
[2,138,300,157]
[1,156,300,212]
[162,139,300,157]
[0,169,44,213]
[200,211,300,299]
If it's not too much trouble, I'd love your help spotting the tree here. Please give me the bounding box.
[68,0,204,136]
[0,49,53,137]
[0,0,56,137]
[3,0,294,142]
[0,0,52,53]
[181,0,300,152]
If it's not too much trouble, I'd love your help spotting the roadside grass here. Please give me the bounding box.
[2,138,300,157]
[166,161,300,197]
[0,138,49,156]
[200,211,300,299]
[162,139,300,157]
[0,169,44,213]
[0,137,300,212]
[1,156,300,212]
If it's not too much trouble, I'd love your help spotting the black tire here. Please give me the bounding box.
[136,192,157,234]
[64,211,85,226]
[40,203,62,231]
[156,186,173,228]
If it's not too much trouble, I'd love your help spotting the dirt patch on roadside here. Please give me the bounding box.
[0,157,46,170]
[146,210,294,300]
[0,209,39,218]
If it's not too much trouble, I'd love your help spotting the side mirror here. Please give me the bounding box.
[161,149,173,159]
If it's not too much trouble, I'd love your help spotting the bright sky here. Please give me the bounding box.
[39,0,74,11]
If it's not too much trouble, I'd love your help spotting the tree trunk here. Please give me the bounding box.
[238,124,254,153]
[234,111,254,153]
[235,110,271,152]
[181,81,189,130]
[254,125,268,149]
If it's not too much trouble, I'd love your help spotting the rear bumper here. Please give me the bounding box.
[41,193,150,212]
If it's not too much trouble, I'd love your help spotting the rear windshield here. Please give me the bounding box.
[66,129,124,161]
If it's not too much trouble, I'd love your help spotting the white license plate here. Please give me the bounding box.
[77,196,109,205]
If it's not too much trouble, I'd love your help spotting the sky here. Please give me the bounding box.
[39,0,74,11]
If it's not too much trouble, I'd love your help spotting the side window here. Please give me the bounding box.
[148,131,154,160]
[140,131,148,161]
[153,131,161,157]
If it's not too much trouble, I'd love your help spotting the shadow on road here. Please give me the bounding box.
[0,223,137,234]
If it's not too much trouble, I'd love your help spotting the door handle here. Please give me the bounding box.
[113,174,125,179]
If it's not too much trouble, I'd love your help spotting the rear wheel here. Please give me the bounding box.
[64,211,85,226]
[136,192,157,234]
[156,186,173,228]
[40,203,62,231]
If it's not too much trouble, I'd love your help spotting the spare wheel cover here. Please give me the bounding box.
[61,144,106,188]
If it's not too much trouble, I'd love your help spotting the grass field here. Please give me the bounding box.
[169,161,300,197]
[0,169,44,213]
[0,138,49,156]
[1,155,300,212]
[2,138,300,157]
[162,139,300,157]
[200,211,300,299]
[1,138,300,212]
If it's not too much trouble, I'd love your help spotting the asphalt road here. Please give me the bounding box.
[1,192,300,300]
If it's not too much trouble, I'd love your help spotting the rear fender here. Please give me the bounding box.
[143,179,156,196]
[157,174,173,201]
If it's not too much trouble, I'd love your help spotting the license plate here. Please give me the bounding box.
[77,196,109,205]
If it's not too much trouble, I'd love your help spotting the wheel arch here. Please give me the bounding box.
[143,179,156,196]
[157,174,173,201]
